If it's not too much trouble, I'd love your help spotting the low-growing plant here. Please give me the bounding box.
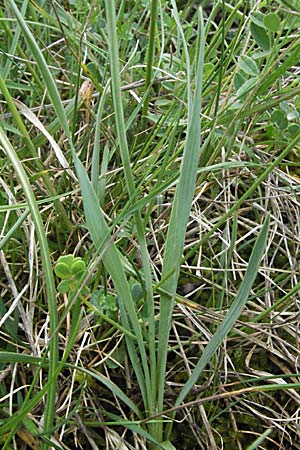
[1,1,300,449]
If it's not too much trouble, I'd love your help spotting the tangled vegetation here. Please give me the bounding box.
[1,1,300,449]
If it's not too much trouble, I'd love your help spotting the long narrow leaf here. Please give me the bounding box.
[7,0,70,139]
[73,153,149,406]
[104,0,156,417]
[157,7,205,432]
[0,126,59,445]
[175,214,270,407]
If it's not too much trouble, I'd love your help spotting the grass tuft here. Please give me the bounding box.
[1,1,300,448]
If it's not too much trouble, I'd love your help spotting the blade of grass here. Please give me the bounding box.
[175,214,270,408]
[104,0,157,420]
[7,0,70,140]
[245,428,273,450]
[91,82,109,195]
[141,0,158,130]
[73,153,149,407]
[0,126,59,448]
[156,7,205,441]
[2,0,29,79]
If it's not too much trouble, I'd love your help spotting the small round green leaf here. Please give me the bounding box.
[71,260,86,276]
[57,254,74,267]
[271,109,288,129]
[203,63,214,80]
[288,124,300,135]
[55,262,71,279]
[58,279,72,293]
[263,13,280,32]
[131,283,143,302]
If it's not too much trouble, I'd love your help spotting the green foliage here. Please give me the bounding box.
[55,254,89,296]
[1,0,300,449]
[90,289,117,321]
[264,13,281,32]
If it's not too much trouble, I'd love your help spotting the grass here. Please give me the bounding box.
[1,0,300,449]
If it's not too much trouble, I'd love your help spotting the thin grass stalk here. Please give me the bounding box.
[2,0,29,79]
[156,8,205,441]
[141,0,159,130]
[9,0,151,413]
[72,155,149,406]
[183,126,300,264]
[1,12,73,234]
[104,0,157,419]
[213,0,226,118]
[165,214,270,438]
[91,83,109,195]
[0,69,39,158]
[0,127,59,448]
[6,0,71,138]
[245,429,273,450]
[170,0,192,122]
[0,208,29,250]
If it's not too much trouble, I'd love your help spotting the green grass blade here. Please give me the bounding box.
[2,0,29,79]
[156,8,205,435]
[73,153,149,406]
[175,214,270,407]
[245,428,273,450]
[91,83,109,196]
[104,0,156,417]
[7,0,70,139]
[141,0,159,129]
[0,126,59,446]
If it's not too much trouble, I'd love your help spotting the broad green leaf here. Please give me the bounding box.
[236,77,257,99]
[250,22,270,51]
[203,62,214,80]
[263,13,281,32]
[288,124,300,135]
[250,11,266,28]
[239,55,259,76]
[234,72,247,91]
[271,109,288,129]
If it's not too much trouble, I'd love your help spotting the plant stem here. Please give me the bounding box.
[141,0,159,131]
